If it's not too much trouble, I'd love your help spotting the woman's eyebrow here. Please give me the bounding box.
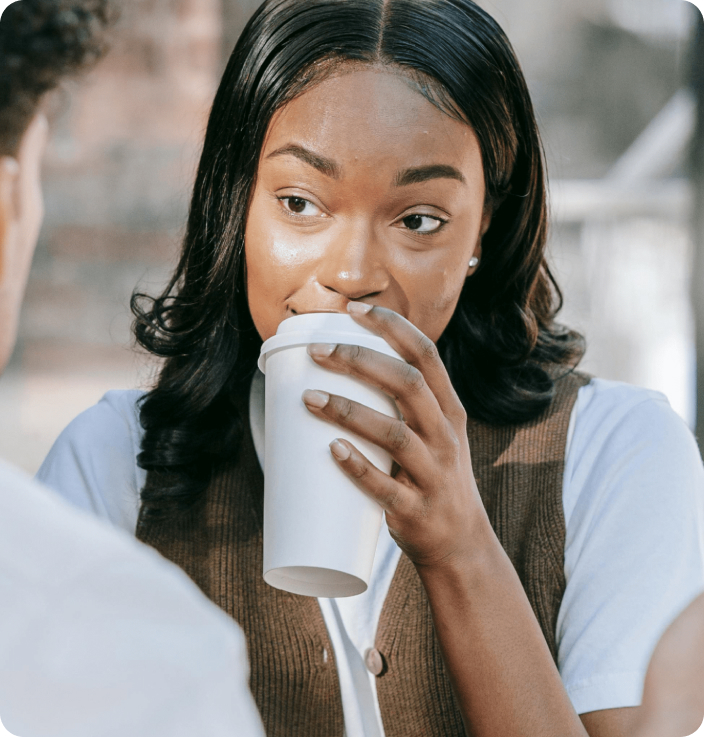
[266,144,340,179]
[394,164,466,187]
[265,146,465,187]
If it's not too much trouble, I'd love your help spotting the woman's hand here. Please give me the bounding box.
[301,302,490,569]
[303,302,591,737]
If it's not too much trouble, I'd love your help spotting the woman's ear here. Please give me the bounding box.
[4,112,48,286]
[467,241,482,277]
[467,206,491,277]
[0,156,21,285]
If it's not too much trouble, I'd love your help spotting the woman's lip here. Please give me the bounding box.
[292,308,347,314]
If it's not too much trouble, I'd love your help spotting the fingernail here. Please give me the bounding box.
[330,439,351,461]
[302,389,330,409]
[347,302,373,316]
[308,343,336,358]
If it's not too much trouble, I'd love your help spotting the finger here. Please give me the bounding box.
[329,438,412,514]
[346,303,466,424]
[302,389,435,485]
[307,342,445,442]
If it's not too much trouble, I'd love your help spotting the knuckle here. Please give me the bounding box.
[350,462,370,481]
[445,435,462,460]
[454,405,468,425]
[385,420,412,452]
[339,343,366,367]
[438,433,462,465]
[335,397,356,423]
[401,363,425,395]
[384,488,402,510]
[375,307,395,330]
[416,335,439,362]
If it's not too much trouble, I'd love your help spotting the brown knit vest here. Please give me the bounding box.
[136,370,589,737]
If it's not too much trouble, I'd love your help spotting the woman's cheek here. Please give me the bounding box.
[406,264,468,342]
[245,222,321,340]
[250,227,324,285]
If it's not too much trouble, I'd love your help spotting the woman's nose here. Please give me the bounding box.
[315,222,390,300]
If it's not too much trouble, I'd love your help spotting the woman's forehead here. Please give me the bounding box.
[261,67,482,177]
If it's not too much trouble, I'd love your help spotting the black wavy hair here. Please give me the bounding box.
[0,0,113,155]
[133,0,584,520]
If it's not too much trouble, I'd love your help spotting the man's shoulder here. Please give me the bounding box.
[0,457,32,488]
[0,459,128,585]
[0,459,58,512]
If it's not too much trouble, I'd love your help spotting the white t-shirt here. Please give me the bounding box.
[0,459,265,737]
[35,375,704,736]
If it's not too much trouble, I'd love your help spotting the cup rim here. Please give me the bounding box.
[258,313,403,373]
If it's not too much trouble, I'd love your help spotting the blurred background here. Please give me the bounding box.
[0,0,702,473]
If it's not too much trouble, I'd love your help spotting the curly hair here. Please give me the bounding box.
[0,0,113,155]
[133,0,585,521]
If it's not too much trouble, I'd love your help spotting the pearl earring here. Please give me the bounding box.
[469,256,479,268]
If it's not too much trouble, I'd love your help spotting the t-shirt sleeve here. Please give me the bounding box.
[557,380,704,715]
[35,390,146,535]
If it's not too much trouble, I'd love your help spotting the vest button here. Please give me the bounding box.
[364,647,384,676]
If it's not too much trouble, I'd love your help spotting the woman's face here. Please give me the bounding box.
[245,66,489,343]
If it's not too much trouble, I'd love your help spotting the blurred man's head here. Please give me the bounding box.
[0,0,111,371]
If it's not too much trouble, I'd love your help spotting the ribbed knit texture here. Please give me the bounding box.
[136,370,589,736]
[375,370,590,737]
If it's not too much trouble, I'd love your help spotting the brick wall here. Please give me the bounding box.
[1,0,222,472]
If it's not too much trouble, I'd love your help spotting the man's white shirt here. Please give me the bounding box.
[0,460,264,737]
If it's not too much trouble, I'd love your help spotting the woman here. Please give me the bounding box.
[37,1,704,735]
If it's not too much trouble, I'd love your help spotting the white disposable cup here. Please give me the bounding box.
[258,312,403,598]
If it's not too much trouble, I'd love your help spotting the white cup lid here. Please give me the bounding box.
[258,312,402,373]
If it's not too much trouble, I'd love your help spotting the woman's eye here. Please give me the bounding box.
[279,197,323,217]
[401,214,445,234]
